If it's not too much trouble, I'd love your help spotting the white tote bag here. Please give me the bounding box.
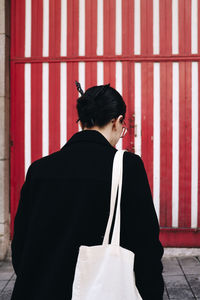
[71,150,143,300]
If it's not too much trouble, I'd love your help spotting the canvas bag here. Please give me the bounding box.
[71,149,143,300]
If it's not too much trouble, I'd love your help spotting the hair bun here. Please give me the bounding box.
[76,84,126,128]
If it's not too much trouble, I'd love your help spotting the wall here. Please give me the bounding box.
[9,0,200,247]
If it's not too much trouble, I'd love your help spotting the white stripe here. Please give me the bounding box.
[153,0,159,54]
[25,0,31,57]
[97,61,104,85]
[79,0,85,56]
[78,62,85,131]
[79,62,85,92]
[97,0,103,55]
[172,62,179,227]
[191,0,198,54]
[115,62,122,150]
[43,0,49,57]
[172,0,178,54]
[25,64,31,176]
[116,0,122,55]
[191,62,198,228]
[134,63,141,156]
[60,63,67,147]
[42,63,49,156]
[61,0,67,56]
[134,0,141,54]
[153,63,160,221]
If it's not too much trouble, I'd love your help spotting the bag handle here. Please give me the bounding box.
[102,150,127,246]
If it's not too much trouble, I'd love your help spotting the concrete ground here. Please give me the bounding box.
[0,255,200,299]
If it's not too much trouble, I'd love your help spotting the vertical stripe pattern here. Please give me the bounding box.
[10,0,200,246]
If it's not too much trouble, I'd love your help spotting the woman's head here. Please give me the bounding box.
[76,84,127,146]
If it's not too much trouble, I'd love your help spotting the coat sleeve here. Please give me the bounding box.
[11,164,33,276]
[125,154,164,300]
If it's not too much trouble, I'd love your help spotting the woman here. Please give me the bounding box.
[11,84,164,300]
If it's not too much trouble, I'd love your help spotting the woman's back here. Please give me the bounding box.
[11,84,164,299]
[11,129,164,300]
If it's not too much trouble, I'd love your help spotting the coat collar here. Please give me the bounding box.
[60,129,116,151]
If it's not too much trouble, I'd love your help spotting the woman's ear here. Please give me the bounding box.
[111,118,117,131]
[118,115,124,123]
[78,120,84,130]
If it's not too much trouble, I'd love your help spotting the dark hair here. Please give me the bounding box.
[76,84,126,129]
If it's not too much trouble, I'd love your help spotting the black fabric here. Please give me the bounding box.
[11,129,164,300]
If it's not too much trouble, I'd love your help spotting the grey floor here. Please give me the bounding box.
[0,256,200,299]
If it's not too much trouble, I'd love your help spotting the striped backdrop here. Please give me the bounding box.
[11,0,200,246]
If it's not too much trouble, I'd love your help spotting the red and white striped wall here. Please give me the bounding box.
[10,0,200,246]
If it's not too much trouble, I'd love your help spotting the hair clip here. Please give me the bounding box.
[93,83,110,99]
[75,81,84,95]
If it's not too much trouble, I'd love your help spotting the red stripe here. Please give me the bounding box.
[141,63,154,195]
[198,0,200,54]
[10,0,16,59]
[67,63,79,138]
[85,62,97,89]
[141,0,153,55]
[85,0,97,56]
[159,0,165,54]
[122,0,134,55]
[10,64,25,238]
[160,0,172,55]
[198,62,200,228]
[184,0,191,54]
[49,0,55,56]
[10,0,25,238]
[31,0,43,57]
[179,0,185,54]
[122,62,135,152]
[104,62,116,88]
[54,0,61,56]
[49,63,61,154]
[179,0,191,55]
[15,0,25,57]
[67,0,79,56]
[160,62,173,227]
[104,0,116,55]
[31,64,43,162]
[49,0,61,153]
[49,0,61,57]
[179,62,192,227]
[85,0,97,89]
[140,0,147,53]
[147,0,153,55]
[160,229,200,247]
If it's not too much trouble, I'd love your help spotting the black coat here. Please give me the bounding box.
[11,129,164,300]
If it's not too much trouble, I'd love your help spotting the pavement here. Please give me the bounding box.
[0,254,200,299]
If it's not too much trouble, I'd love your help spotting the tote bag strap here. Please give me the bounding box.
[110,150,124,246]
[102,149,127,246]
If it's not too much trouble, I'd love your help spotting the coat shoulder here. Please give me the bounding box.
[122,151,146,182]
[123,151,143,168]
[25,150,62,180]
